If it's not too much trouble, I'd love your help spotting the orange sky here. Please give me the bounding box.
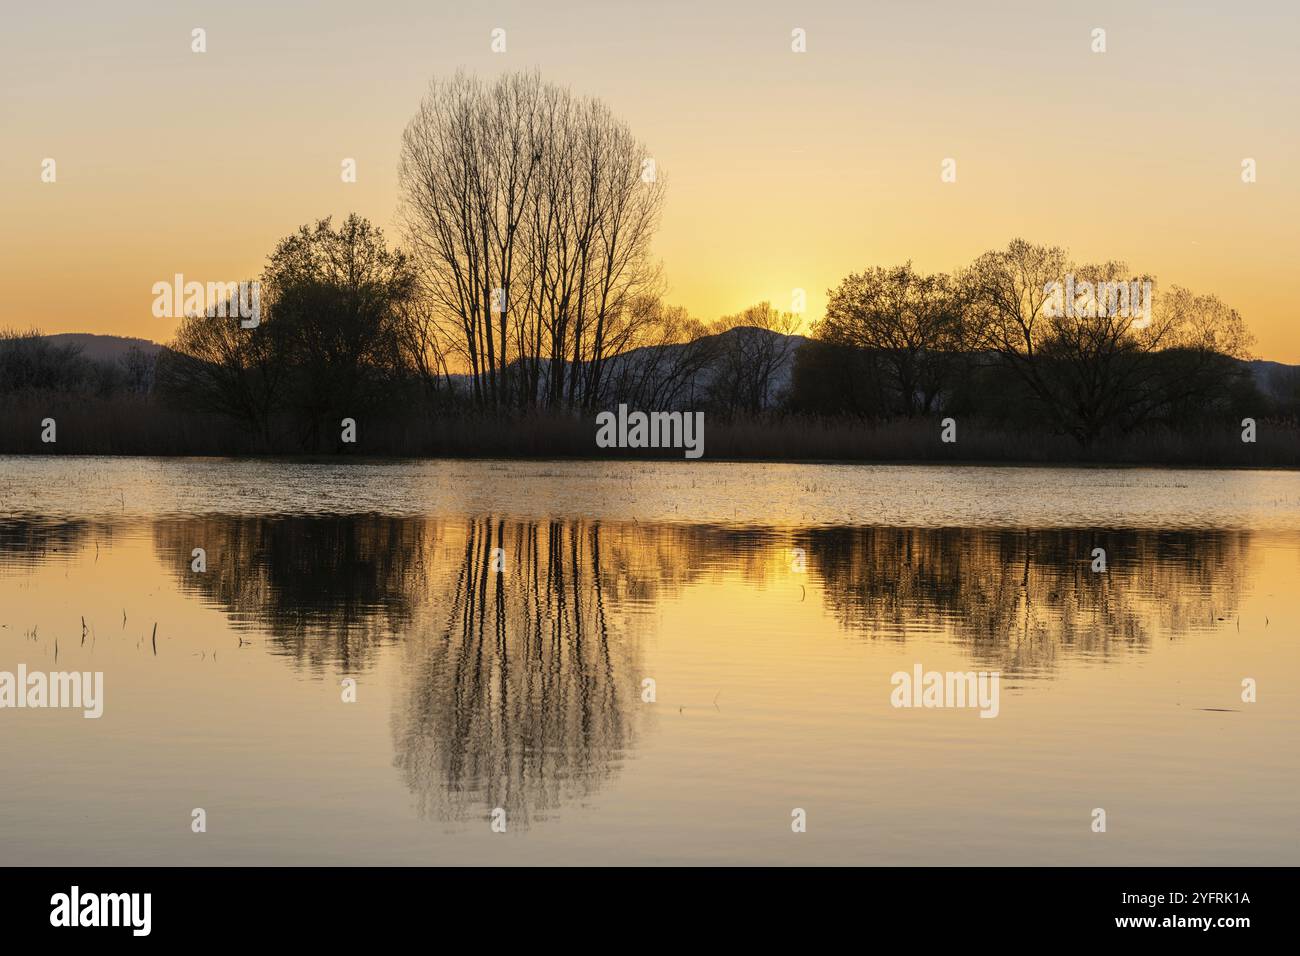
[3,0,1297,360]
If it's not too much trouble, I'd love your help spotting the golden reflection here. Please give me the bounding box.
[391,518,647,827]
[7,515,1258,828]
[804,527,1251,673]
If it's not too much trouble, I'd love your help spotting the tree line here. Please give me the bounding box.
[797,241,1264,444]
[3,69,1294,453]
[0,330,155,398]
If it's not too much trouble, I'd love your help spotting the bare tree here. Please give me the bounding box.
[816,263,963,415]
[395,300,452,409]
[119,345,156,396]
[399,71,664,412]
[963,239,1070,360]
[596,296,713,410]
[156,294,289,444]
[964,239,1253,442]
[0,329,90,394]
[706,302,802,415]
[399,73,538,408]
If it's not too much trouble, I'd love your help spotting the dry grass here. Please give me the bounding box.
[0,396,246,455]
[701,416,1300,468]
[1,395,1296,468]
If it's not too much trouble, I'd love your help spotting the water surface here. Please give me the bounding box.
[1,458,1297,864]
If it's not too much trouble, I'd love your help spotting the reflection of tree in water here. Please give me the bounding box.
[153,515,431,672]
[152,514,710,827]
[152,514,723,672]
[804,527,1252,673]
[148,516,1257,818]
[0,517,95,570]
[392,517,657,829]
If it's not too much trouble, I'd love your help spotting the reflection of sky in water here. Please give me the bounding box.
[1,462,1298,865]
[4,458,1300,529]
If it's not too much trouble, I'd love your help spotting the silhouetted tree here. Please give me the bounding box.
[592,296,715,410]
[156,287,291,445]
[705,302,801,415]
[815,263,964,415]
[0,329,92,394]
[264,215,415,449]
[788,340,893,417]
[118,345,156,396]
[158,214,415,449]
[964,239,1254,443]
[399,71,664,412]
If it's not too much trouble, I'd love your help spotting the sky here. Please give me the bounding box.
[3,0,1298,359]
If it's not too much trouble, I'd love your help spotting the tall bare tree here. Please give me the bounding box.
[399,71,663,412]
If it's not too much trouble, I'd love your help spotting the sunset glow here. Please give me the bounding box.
[4,1,1297,358]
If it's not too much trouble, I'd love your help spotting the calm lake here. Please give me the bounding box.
[2,458,1298,865]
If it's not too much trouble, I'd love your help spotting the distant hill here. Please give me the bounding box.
[46,333,162,364]
[442,325,812,408]
[1246,359,1300,402]
[33,331,1300,405]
